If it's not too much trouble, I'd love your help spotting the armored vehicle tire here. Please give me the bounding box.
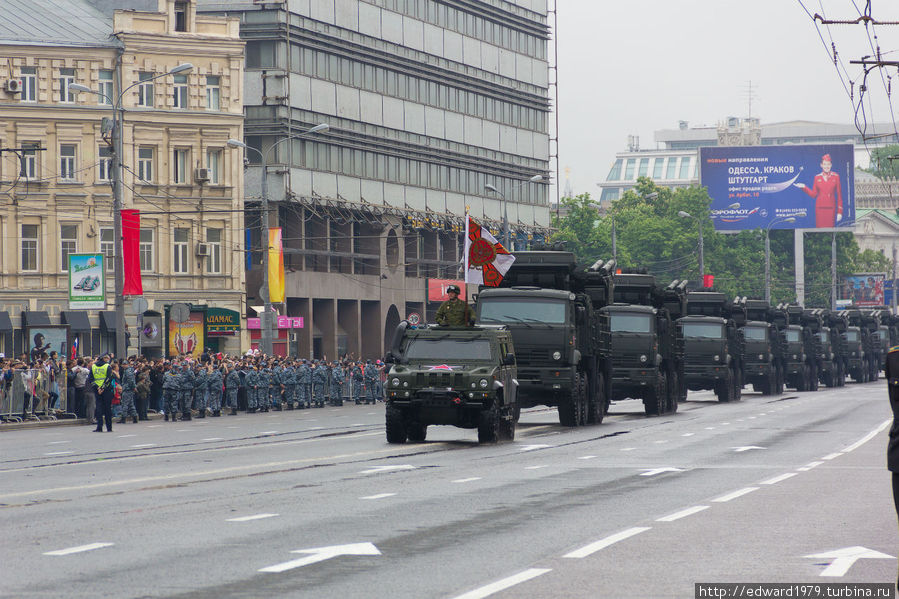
[499,406,516,441]
[810,365,819,391]
[577,373,589,426]
[558,376,585,427]
[407,423,427,442]
[385,404,408,444]
[478,404,501,443]
[666,370,679,414]
[733,369,742,401]
[644,372,666,416]
[589,371,606,425]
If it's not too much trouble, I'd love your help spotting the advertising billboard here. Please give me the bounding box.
[168,310,205,357]
[700,144,854,231]
[427,279,466,302]
[27,326,70,362]
[68,253,105,310]
[840,273,886,307]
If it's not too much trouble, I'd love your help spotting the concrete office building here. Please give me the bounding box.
[199,0,552,358]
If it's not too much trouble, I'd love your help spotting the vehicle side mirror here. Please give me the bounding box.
[384,351,396,365]
[503,353,516,366]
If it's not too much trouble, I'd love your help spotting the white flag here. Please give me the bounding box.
[464,215,515,287]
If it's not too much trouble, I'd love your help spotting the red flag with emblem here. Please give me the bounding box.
[464,215,515,287]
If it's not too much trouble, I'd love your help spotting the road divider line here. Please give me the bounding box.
[130,444,155,448]
[563,527,651,558]
[450,568,552,599]
[577,456,596,460]
[44,451,73,456]
[360,493,396,500]
[656,505,709,522]
[760,472,797,485]
[821,453,843,461]
[452,477,482,483]
[226,513,279,522]
[712,487,759,503]
[44,542,114,556]
[842,419,891,453]
[798,461,825,471]
[524,465,548,470]
[682,433,695,437]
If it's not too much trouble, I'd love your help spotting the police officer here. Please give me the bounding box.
[208,363,224,417]
[352,361,364,404]
[118,359,138,424]
[91,354,114,432]
[225,362,241,416]
[312,360,327,407]
[885,343,899,592]
[329,361,344,406]
[435,284,472,326]
[282,361,297,409]
[364,359,379,404]
[162,363,180,422]
[178,362,195,421]
[244,365,260,413]
[297,359,311,409]
[194,363,208,418]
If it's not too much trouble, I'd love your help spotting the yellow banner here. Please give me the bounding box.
[268,227,285,303]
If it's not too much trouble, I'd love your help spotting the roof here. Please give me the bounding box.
[0,0,119,48]
[856,208,899,226]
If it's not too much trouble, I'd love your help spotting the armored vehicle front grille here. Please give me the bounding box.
[515,347,549,364]
[415,373,465,387]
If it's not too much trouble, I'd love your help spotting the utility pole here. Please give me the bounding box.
[831,232,837,311]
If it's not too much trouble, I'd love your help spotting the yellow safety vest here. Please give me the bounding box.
[91,363,110,388]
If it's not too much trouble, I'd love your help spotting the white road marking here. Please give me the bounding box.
[654,440,668,444]
[681,433,695,437]
[44,542,114,556]
[44,451,73,456]
[450,568,552,599]
[360,493,396,500]
[147,425,161,428]
[260,542,381,574]
[524,465,548,470]
[842,419,891,453]
[732,446,766,453]
[360,465,417,475]
[452,477,482,483]
[309,426,324,430]
[798,461,825,471]
[656,505,709,522]
[720,422,731,426]
[620,447,636,452]
[227,513,279,522]
[117,434,136,438]
[130,444,155,448]
[712,487,759,503]
[563,527,651,559]
[259,431,278,435]
[822,452,843,461]
[805,546,894,577]
[640,467,684,477]
[48,441,71,445]
[519,444,552,452]
[760,472,797,485]
[176,429,191,432]
[748,416,756,420]
[577,455,597,460]
[202,438,224,442]
[351,423,367,427]
[704,427,715,430]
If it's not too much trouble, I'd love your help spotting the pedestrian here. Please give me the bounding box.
[352,361,364,404]
[150,360,164,414]
[65,359,76,416]
[136,365,151,421]
[82,358,96,425]
[118,359,138,424]
[178,361,195,421]
[244,365,260,413]
[885,344,899,591]
[73,358,89,418]
[207,363,224,417]
[91,355,114,432]
[194,363,208,418]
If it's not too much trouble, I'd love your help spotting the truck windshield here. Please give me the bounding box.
[479,299,566,324]
[404,338,493,361]
[683,322,723,339]
[785,330,800,343]
[743,326,767,341]
[846,330,859,342]
[610,313,652,333]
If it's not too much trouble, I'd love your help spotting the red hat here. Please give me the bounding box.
[821,154,832,162]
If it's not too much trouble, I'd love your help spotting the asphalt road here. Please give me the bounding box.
[1,382,895,599]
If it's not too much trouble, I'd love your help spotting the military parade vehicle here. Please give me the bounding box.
[674,286,744,403]
[383,321,518,444]
[475,250,614,426]
[602,270,683,416]
[775,303,818,391]
[843,308,881,382]
[805,308,845,388]
[736,298,785,396]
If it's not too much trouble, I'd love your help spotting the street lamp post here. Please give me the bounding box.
[71,63,193,359]
[679,203,739,284]
[484,175,543,249]
[228,124,329,356]
[765,217,796,304]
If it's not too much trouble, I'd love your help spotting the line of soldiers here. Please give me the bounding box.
[158,356,385,422]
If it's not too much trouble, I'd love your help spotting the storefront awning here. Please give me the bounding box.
[61,310,91,332]
[99,311,116,334]
[22,311,51,328]
[0,311,11,332]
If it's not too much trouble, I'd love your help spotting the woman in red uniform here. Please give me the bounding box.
[795,154,843,227]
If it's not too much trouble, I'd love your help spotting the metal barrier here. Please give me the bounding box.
[0,368,71,422]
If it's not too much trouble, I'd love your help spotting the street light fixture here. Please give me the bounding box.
[228,123,330,356]
[678,203,739,284]
[484,174,543,249]
[71,63,193,359]
[765,216,797,304]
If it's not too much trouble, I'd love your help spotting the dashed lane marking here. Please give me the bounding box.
[44,451,73,456]
[656,505,709,522]
[822,453,843,461]
[519,444,552,452]
[524,465,548,470]
[577,455,596,460]
[360,493,396,500]
[47,441,71,445]
[44,542,114,556]
[681,433,695,437]
[227,513,279,522]
[130,444,155,448]
[798,461,825,471]
[842,419,891,453]
[450,568,552,599]
[760,473,797,485]
[116,435,136,438]
[202,438,224,442]
[563,527,651,559]
[712,487,759,503]
[452,477,482,483]
[360,465,416,475]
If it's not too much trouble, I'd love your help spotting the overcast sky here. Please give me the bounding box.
[555,0,899,200]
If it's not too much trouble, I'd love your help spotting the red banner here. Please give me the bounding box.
[428,279,466,302]
[122,209,143,296]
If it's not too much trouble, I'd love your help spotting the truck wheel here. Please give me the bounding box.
[776,368,784,394]
[577,373,589,426]
[478,405,500,443]
[499,407,516,441]
[589,371,606,425]
[666,370,679,414]
[385,404,408,444]
[644,372,666,416]
[407,423,427,442]
[733,369,742,401]
[716,370,734,403]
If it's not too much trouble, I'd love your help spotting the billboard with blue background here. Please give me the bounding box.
[700,144,854,231]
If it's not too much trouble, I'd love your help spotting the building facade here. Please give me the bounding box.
[0,0,245,358]
[199,0,552,358]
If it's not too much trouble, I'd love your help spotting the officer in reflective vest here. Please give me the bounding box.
[92,355,113,432]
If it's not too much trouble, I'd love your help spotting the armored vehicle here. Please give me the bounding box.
[602,271,683,416]
[844,308,881,382]
[675,287,743,403]
[737,298,785,395]
[777,303,819,391]
[384,322,518,444]
[806,308,844,388]
[476,251,614,426]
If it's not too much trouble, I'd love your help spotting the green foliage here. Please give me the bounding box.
[865,145,899,180]
[548,179,891,307]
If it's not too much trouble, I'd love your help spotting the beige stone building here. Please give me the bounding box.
[0,0,245,358]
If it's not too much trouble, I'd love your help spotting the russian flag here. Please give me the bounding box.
[70,337,79,360]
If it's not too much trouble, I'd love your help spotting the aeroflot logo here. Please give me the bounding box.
[712,206,762,223]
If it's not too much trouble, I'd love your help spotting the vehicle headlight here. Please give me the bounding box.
[713,354,720,362]
[392,378,400,387]
[471,382,476,389]
[821,353,826,359]
[403,381,409,388]
[639,354,648,363]
[851,351,857,356]
[479,378,489,388]
[793,354,798,360]
[552,351,561,360]
[758,354,764,360]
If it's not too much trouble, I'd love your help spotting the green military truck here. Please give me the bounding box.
[737,298,785,396]
[383,322,519,444]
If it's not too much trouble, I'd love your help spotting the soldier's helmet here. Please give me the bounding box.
[447,284,460,294]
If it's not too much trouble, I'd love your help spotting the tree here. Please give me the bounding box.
[866,145,899,180]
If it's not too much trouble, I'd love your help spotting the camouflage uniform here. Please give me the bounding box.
[282,364,297,408]
[194,366,209,417]
[163,366,180,421]
[244,367,260,412]
[435,297,472,327]
[225,367,240,414]
[364,361,379,404]
[329,363,344,406]
[178,365,195,420]
[352,363,364,404]
[297,360,311,408]
[311,362,327,407]
[119,365,138,421]
[207,367,224,415]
